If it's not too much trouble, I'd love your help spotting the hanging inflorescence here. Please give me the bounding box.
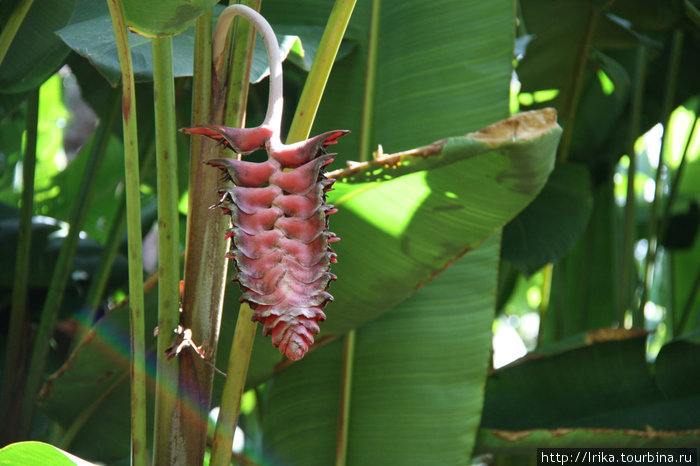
[183,125,347,360]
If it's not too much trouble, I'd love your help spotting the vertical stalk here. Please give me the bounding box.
[335,330,356,466]
[20,70,113,437]
[69,89,121,345]
[210,304,257,466]
[557,6,601,163]
[0,88,39,445]
[358,0,381,162]
[106,1,148,464]
[151,35,181,465]
[639,30,684,321]
[619,47,646,323]
[0,0,34,66]
[287,0,358,141]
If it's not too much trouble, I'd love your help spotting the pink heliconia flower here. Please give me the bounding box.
[182,125,348,360]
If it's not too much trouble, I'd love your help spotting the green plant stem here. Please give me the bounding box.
[0,0,33,67]
[287,0,358,141]
[557,6,601,163]
[0,88,39,444]
[20,72,113,437]
[358,0,381,162]
[171,7,232,465]
[677,265,700,333]
[68,89,121,346]
[151,35,181,466]
[638,29,684,322]
[106,1,147,464]
[619,47,646,323]
[335,330,356,466]
[211,304,257,466]
[660,115,699,245]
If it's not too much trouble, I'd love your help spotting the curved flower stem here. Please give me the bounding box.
[213,4,283,136]
[225,0,262,126]
[106,1,147,464]
[210,6,269,466]
[0,0,33,67]
[0,88,38,444]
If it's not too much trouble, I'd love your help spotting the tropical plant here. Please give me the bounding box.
[0,0,698,465]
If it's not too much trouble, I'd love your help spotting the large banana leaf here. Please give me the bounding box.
[262,234,499,464]
[256,1,549,464]
[478,329,700,450]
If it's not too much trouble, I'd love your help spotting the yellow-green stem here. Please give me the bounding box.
[335,330,356,466]
[287,0,358,142]
[106,1,147,464]
[151,35,182,465]
[358,0,381,162]
[0,0,34,67]
[211,304,257,466]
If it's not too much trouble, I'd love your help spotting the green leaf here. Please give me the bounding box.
[502,163,593,276]
[57,2,349,86]
[475,428,700,453]
[121,0,218,38]
[542,181,621,342]
[262,234,500,465]
[37,286,160,462]
[0,0,76,94]
[322,109,560,335]
[0,441,96,465]
[480,329,700,432]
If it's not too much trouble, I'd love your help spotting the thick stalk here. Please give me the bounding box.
[619,47,646,323]
[151,35,182,465]
[20,71,113,437]
[0,0,34,66]
[287,0,358,141]
[106,1,148,464]
[171,8,226,465]
[638,30,684,321]
[210,6,268,465]
[0,88,39,444]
